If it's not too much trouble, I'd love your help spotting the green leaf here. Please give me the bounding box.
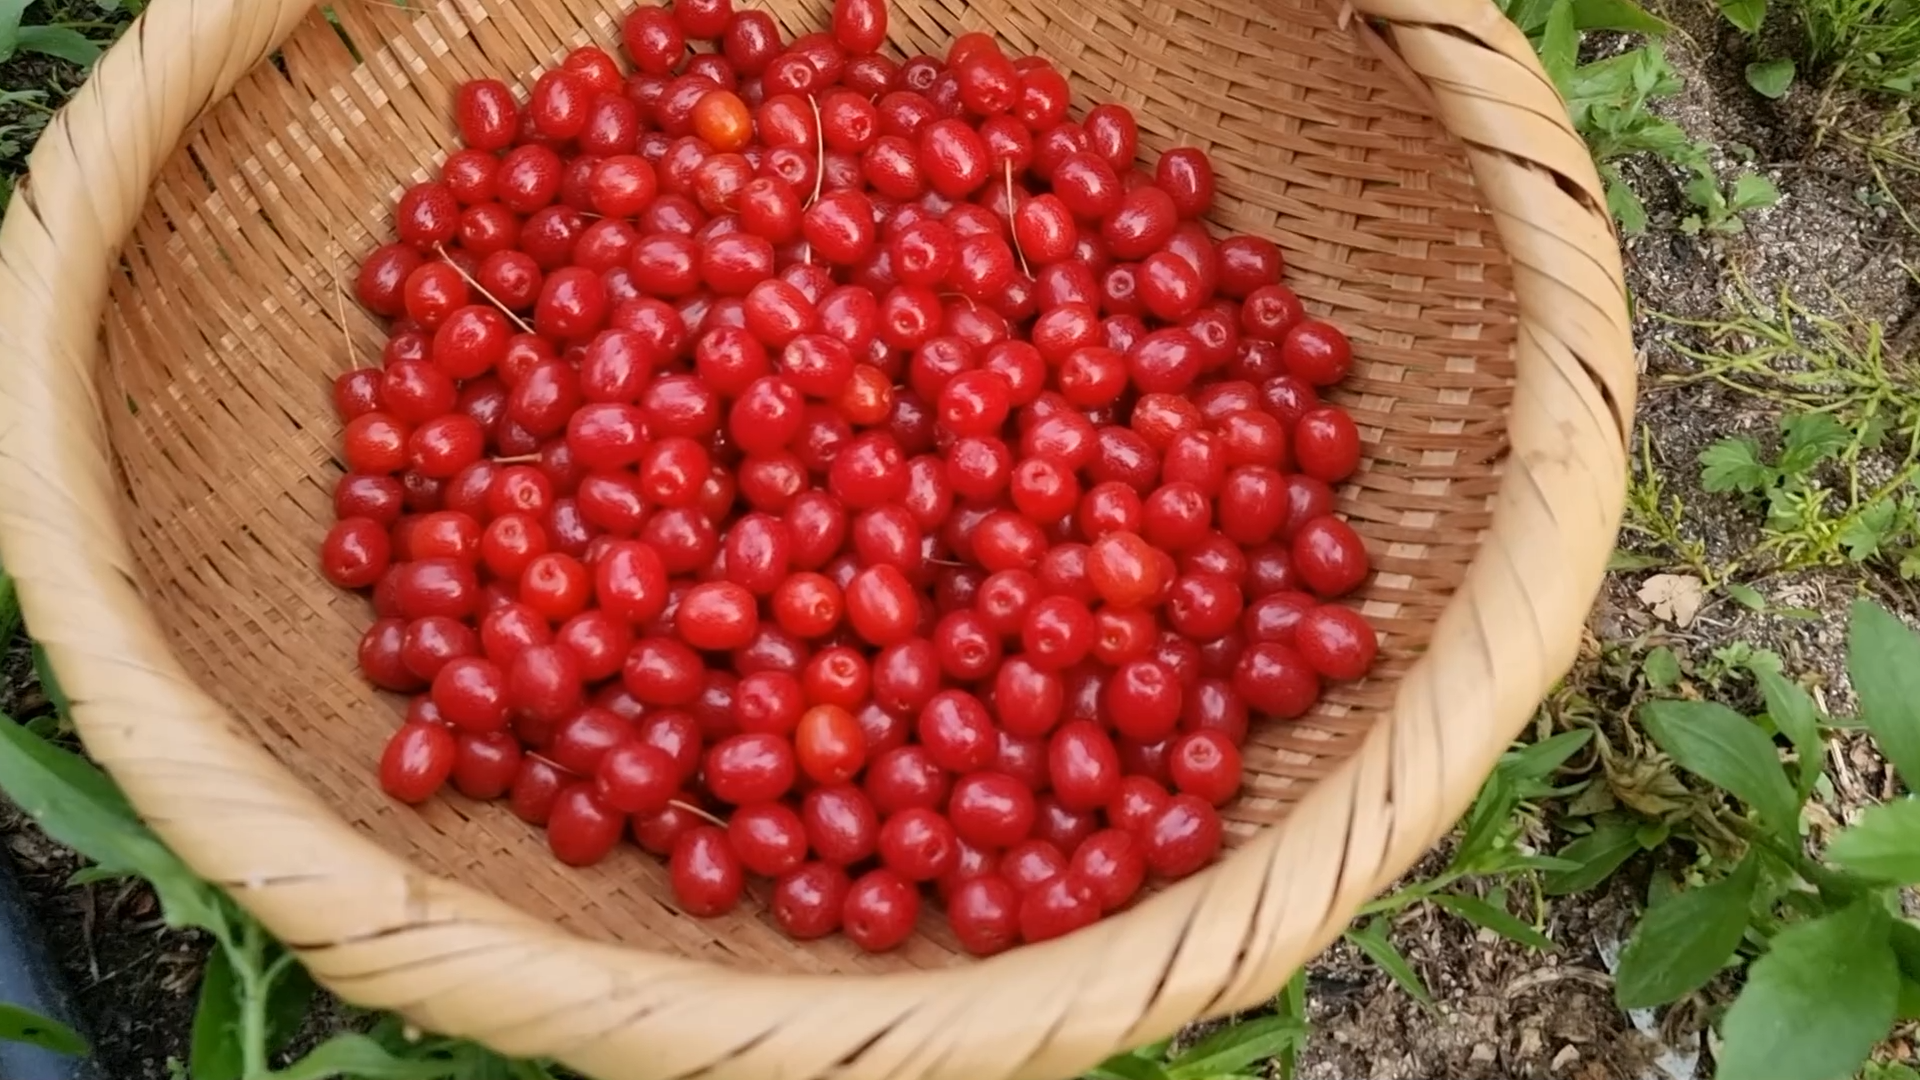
[0,572,19,654]
[1608,548,1664,572]
[1717,0,1766,33]
[1700,437,1772,494]
[1642,646,1681,689]
[0,716,224,933]
[265,955,318,1059]
[1570,0,1668,33]
[1504,729,1594,781]
[1725,581,1767,610]
[190,947,244,1080]
[1746,58,1796,98]
[1778,412,1849,473]
[1840,500,1900,563]
[1605,176,1649,233]
[1829,800,1920,883]
[1504,0,1559,33]
[1430,893,1554,951]
[1716,901,1897,1080]
[1165,1016,1308,1080]
[0,1002,88,1056]
[275,1035,469,1080]
[1539,0,1579,91]
[1890,920,1920,984]
[32,642,72,729]
[1544,817,1641,895]
[1451,769,1517,872]
[1641,699,1799,838]
[1751,665,1823,799]
[0,0,27,62]
[1346,920,1431,1005]
[1848,601,1920,783]
[14,24,98,65]
[1085,1052,1169,1080]
[1614,855,1757,1008]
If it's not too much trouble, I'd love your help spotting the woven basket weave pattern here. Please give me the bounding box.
[0,0,1632,1075]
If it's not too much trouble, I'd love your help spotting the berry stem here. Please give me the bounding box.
[805,94,825,210]
[670,799,729,828]
[1006,159,1031,279]
[432,243,535,334]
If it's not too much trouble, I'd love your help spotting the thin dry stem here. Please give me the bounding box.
[806,94,826,209]
[1006,159,1031,279]
[669,799,729,828]
[326,218,362,370]
[433,244,535,334]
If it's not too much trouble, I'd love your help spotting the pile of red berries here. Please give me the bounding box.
[322,0,1380,955]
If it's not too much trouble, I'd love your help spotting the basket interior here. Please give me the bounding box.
[98,0,1517,973]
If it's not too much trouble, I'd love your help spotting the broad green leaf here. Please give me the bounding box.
[1642,647,1681,689]
[0,1003,87,1056]
[1840,500,1901,563]
[1085,1053,1167,1080]
[1606,177,1649,233]
[1451,769,1516,872]
[1779,412,1849,473]
[1724,581,1767,610]
[1544,817,1641,895]
[1847,601,1920,783]
[1166,1016,1307,1080]
[1717,0,1766,33]
[1699,437,1771,494]
[1750,665,1823,798]
[0,716,223,933]
[1504,729,1594,781]
[1346,920,1431,1005]
[1504,0,1559,33]
[1500,853,1585,873]
[1614,855,1757,1008]
[1570,0,1668,33]
[1891,920,1920,983]
[14,25,98,65]
[275,1035,468,1080]
[1743,171,1781,212]
[1829,800,1920,883]
[1746,58,1795,98]
[190,947,243,1080]
[1641,699,1799,839]
[1539,0,1579,92]
[1430,893,1553,951]
[1716,901,1897,1080]
[0,0,27,61]
[265,954,319,1059]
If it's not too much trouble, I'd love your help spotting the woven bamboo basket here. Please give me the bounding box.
[0,0,1632,1075]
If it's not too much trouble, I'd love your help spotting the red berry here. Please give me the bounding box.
[772,862,850,940]
[947,874,1021,955]
[1293,604,1379,681]
[842,868,919,952]
[1292,516,1370,598]
[379,722,456,803]
[1141,793,1222,879]
[671,825,745,915]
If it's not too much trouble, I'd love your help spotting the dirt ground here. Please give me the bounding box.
[1295,7,1920,1079]
[6,4,1920,1080]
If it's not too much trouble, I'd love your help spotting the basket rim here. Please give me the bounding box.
[0,1,1634,1077]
